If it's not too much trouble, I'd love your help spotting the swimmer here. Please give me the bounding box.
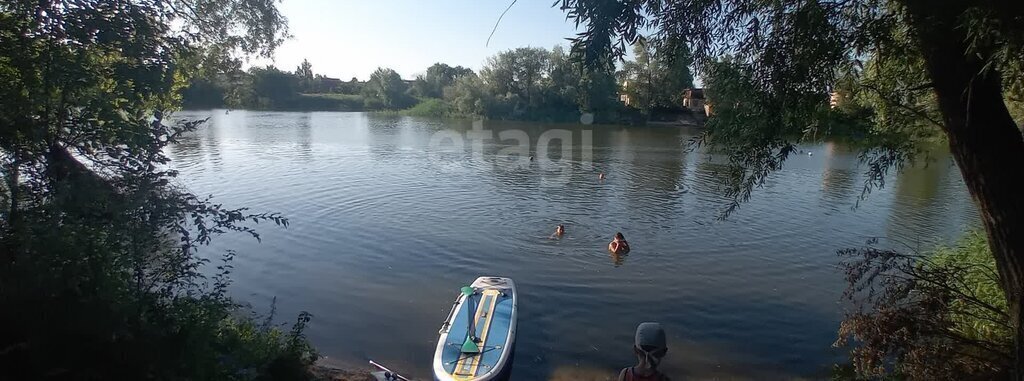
[609,232,630,254]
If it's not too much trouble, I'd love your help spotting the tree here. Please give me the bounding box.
[413,63,474,98]
[620,40,658,114]
[0,0,318,378]
[656,35,695,108]
[481,47,551,109]
[578,62,620,115]
[435,46,618,121]
[364,67,413,109]
[296,58,315,93]
[546,45,620,119]
[619,38,694,114]
[560,0,1024,377]
[250,65,299,108]
[543,45,583,112]
[444,74,492,116]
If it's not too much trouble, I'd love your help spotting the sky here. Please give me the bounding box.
[255,1,585,81]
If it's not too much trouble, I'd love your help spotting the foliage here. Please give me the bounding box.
[930,231,1011,344]
[481,47,551,109]
[183,77,230,109]
[559,0,1022,211]
[401,98,451,118]
[619,38,694,114]
[249,65,300,109]
[440,45,622,122]
[364,67,415,110]
[657,36,695,108]
[444,74,494,117]
[560,7,1024,374]
[0,0,317,379]
[296,58,315,93]
[412,63,474,98]
[179,45,627,122]
[297,93,366,111]
[180,60,375,111]
[700,60,803,215]
[180,58,368,110]
[835,232,1011,380]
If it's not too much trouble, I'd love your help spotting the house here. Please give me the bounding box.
[682,88,708,116]
[318,76,342,87]
[829,91,843,109]
[619,80,632,106]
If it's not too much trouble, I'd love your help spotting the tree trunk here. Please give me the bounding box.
[905,1,1024,377]
[6,161,17,225]
[4,160,19,266]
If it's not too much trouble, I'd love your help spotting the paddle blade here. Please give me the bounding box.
[461,336,480,353]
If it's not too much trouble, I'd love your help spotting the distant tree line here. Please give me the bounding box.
[180,44,695,123]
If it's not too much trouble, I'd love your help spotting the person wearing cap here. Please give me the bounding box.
[618,322,670,381]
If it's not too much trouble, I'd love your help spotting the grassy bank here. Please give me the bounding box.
[260,93,369,111]
[294,93,367,111]
[928,230,1009,343]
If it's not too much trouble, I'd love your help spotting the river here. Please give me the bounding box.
[169,110,978,380]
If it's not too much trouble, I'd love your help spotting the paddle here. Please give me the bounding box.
[369,360,412,381]
[460,286,481,354]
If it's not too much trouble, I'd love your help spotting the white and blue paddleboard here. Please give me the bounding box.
[432,277,517,381]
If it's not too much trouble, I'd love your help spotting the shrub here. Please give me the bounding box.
[402,98,451,117]
[834,231,1011,380]
[0,119,317,381]
[363,96,386,111]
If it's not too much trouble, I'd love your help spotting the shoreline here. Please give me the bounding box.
[178,108,707,128]
[311,359,377,381]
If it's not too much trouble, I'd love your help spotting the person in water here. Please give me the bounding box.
[618,322,670,381]
[555,224,565,236]
[599,172,606,180]
[609,232,630,254]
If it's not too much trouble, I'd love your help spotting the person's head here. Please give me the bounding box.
[557,224,565,231]
[615,232,625,240]
[634,322,668,368]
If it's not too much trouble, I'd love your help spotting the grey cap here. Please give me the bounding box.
[634,322,667,350]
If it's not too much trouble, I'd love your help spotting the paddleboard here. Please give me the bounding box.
[432,277,517,381]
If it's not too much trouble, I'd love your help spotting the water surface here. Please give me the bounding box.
[170,110,977,380]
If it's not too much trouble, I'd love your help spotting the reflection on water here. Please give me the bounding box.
[819,142,858,205]
[546,366,615,381]
[610,251,628,267]
[169,110,978,380]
